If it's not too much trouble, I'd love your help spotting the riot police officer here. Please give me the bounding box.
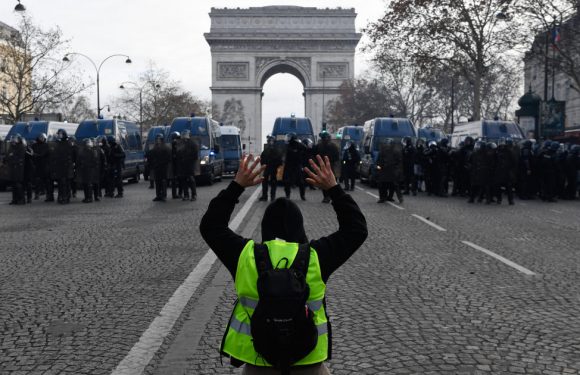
[539,141,560,202]
[283,132,307,200]
[259,135,283,201]
[107,136,126,198]
[6,134,26,205]
[342,141,360,191]
[376,138,403,204]
[423,141,440,196]
[401,137,416,195]
[170,131,182,199]
[176,130,198,201]
[32,133,51,201]
[76,138,99,203]
[563,145,579,199]
[148,134,172,202]
[494,138,517,205]
[51,129,75,204]
[315,131,340,203]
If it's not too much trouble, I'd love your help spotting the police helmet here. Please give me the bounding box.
[56,128,68,141]
[474,141,482,151]
[543,140,552,149]
[170,131,181,140]
[285,132,297,143]
[464,136,474,146]
[10,134,23,145]
[570,145,580,155]
[107,135,116,144]
[522,140,532,149]
[302,138,314,149]
[550,141,560,151]
[439,138,449,147]
[488,142,497,149]
[319,131,330,140]
[343,141,352,150]
[84,138,93,147]
[428,140,437,148]
[37,133,47,143]
[505,137,513,146]
[182,130,191,139]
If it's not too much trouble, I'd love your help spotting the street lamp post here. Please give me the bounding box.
[451,77,455,134]
[120,81,160,138]
[321,70,326,131]
[63,53,132,118]
[14,0,25,11]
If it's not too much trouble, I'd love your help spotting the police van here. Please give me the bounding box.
[271,116,316,145]
[75,119,145,182]
[418,126,446,144]
[450,119,525,148]
[219,125,242,174]
[336,125,364,153]
[6,121,79,143]
[168,116,224,185]
[0,121,79,189]
[359,117,417,186]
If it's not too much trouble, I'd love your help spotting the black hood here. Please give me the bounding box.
[261,198,308,244]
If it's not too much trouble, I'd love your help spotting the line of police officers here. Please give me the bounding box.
[383,136,580,205]
[258,131,360,203]
[145,130,199,202]
[3,129,126,205]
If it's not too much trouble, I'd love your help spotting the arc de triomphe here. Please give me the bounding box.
[205,6,361,153]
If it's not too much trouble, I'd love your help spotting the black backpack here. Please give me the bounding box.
[250,243,318,374]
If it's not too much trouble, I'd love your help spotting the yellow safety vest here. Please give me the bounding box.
[221,239,330,366]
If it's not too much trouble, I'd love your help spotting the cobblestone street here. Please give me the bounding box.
[1,180,580,374]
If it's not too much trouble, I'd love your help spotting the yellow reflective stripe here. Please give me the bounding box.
[229,316,327,337]
[238,296,323,312]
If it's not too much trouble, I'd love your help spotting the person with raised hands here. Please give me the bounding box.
[199,154,368,375]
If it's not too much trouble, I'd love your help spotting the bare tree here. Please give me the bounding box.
[114,65,208,129]
[364,0,530,121]
[0,15,85,123]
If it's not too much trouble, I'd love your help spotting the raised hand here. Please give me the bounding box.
[303,155,338,191]
[234,154,267,188]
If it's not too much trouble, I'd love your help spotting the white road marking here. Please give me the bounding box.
[461,241,536,276]
[111,186,261,375]
[411,214,447,231]
[355,186,405,209]
[387,201,405,210]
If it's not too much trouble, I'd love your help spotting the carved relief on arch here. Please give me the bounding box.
[217,62,250,81]
[255,56,311,80]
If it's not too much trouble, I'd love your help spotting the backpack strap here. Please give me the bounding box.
[254,243,273,277]
[290,243,311,277]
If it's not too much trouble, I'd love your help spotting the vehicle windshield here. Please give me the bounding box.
[372,136,408,151]
[483,121,523,140]
[221,134,240,151]
[374,119,415,137]
[342,127,364,141]
[419,128,444,142]
[76,121,100,140]
[272,117,314,141]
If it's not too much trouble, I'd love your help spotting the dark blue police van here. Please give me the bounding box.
[271,116,316,145]
[418,126,446,144]
[168,116,224,184]
[75,119,144,182]
[336,125,365,152]
[359,117,417,186]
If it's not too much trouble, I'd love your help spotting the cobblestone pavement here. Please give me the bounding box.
[2,180,580,374]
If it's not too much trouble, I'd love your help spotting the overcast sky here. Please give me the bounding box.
[5,0,385,142]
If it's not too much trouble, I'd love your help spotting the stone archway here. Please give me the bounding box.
[205,6,361,153]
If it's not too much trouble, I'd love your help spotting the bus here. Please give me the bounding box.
[359,117,417,186]
[219,125,242,174]
[450,119,525,148]
[75,119,145,182]
[168,116,224,185]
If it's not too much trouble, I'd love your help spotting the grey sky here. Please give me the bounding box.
[5,0,385,141]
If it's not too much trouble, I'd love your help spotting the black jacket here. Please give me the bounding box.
[199,182,368,283]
